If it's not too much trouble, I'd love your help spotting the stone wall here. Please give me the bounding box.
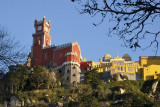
[111,71,136,80]
[3,96,23,107]
[62,63,81,86]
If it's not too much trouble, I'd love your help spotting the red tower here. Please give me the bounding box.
[31,16,52,66]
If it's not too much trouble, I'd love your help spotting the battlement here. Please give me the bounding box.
[54,61,80,70]
[34,16,51,29]
[140,56,160,59]
[62,61,80,67]
[43,44,56,49]
[65,52,77,57]
[53,43,72,50]
[37,20,43,24]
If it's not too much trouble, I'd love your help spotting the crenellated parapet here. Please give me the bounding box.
[62,61,80,67]
[65,52,77,57]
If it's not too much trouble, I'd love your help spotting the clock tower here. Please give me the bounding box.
[33,16,51,47]
[31,16,52,66]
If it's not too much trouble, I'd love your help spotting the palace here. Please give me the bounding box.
[81,54,160,81]
[28,17,160,85]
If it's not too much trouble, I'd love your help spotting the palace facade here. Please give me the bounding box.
[81,54,160,81]
[28,17,160,84]
[30,17,81,86]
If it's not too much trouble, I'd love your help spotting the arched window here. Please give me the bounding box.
[121,67,123,71]
[105,67,108,71]
[127,67,130,71]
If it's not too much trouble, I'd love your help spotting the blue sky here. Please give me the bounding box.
[0,0,158,62]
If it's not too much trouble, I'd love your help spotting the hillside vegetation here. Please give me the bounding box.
[0,66,160,106]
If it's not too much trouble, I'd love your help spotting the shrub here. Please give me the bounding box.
[85,69,102,89]
[122,75,128,80]
[79,94,99,107]
[112,73,119,81]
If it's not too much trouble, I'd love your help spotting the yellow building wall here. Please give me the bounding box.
[90,56,160,81]
[143,65,160,80]
[140,57,160,66]
[91,61,98,68]
[140,58,148,67]
[147,59,160,65]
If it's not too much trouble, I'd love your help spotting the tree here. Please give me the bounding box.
[14,65,29,91]
[72,0,160,54]
[30,66,49,89]
[0,27,26,72]
[3,68,20,93]
[85,69,101,89]
[2,65,29,93]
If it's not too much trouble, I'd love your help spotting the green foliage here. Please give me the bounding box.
[96,81,112,101]
[141,79,156,93]
[106,80,145,93]
[85,69,102,89]
[49,69,62,88]
[0,79,156,107]
[112,73,119,81]
[111,93,153,107]
[122,75,128,80]
[30,66,49,89]
[0,64,157,106]
[2,64,29,93]
[78,94,99,107]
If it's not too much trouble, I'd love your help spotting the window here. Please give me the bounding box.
[67,70,70,73]
[105,67,108,71]
[45,53,47,60]
[75,51,77,56]
[121,67,123,71]
[118,67,120,70]
[73,74,76,76]
[73,66,76,69]
[59,70,62,74]
[135,68,138,72]
[66,77,69,81]
[52,53,54,59]
[46,39,49,44]
[127,68,130,71]
[60,53,62,57]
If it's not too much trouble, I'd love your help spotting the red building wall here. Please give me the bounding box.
[53,47,71,66]
[32,45,43,66]
[72,43,81,63]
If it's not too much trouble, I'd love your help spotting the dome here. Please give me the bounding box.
[114,56,122,59]
[122,54,131,61]
[103,53,112,62]
[123,54,130,58]
[105,54,112,58]
[114,54,122,59]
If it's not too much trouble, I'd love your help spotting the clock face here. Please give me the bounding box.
[37,26,42,31]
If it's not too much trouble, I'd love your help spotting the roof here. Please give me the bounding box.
[114,54,122,59]
[123,54,130,58]
[104,54,112,58]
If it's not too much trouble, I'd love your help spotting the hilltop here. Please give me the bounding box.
[0,65,160,107]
